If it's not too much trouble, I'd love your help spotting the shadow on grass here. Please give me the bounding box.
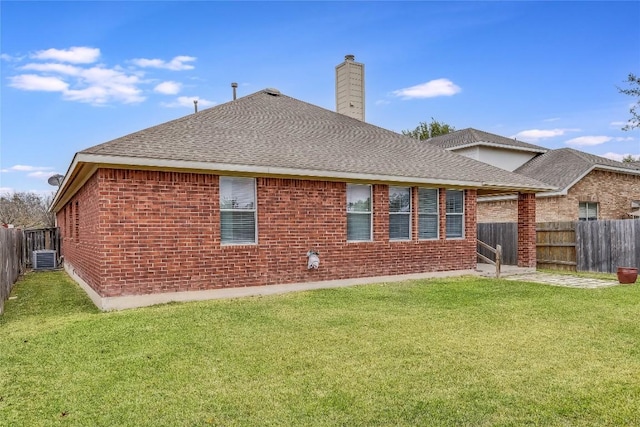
[0,270,98,325]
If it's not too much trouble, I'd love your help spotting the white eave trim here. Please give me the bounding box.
[51,153,555,211]
[448,141,547,154]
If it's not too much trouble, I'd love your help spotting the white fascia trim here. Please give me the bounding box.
[50,154,81,211]
[478,191,565,203]
[75,153,553,191]
[594,164,640,176]
[448,142,547,154]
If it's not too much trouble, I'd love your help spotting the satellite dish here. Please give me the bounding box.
[48,174,64,187]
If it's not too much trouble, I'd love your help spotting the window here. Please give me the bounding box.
[579,202,598,221]
[418,188,439,239]
[347,184,372,241]
[74,201,79,239]
[220,177,257,244]
[68,203,73,238]
[389,186,411,240]
[446,190,464,238]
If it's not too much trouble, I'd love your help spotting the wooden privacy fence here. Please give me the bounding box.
[1,228,25,315]
[477,222,518,265]
[536,221,577,271]
[576,219,640,273]
[23,228,61,268]
[478,220,640,273]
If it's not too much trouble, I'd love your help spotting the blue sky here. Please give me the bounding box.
[1,1,639,194]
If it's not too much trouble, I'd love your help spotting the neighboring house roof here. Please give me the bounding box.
[426,128,548,153]
[52,89,554,211]
[628,161,640,170]
[515,148,640,195]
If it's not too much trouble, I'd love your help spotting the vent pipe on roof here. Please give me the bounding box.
[231,82,238,100]
[193,99,198,113]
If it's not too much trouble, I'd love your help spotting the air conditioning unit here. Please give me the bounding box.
[33,250,57,270]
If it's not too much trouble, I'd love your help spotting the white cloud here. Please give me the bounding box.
[154,81,182,95]
[9,74,69,92]
[614,137,634,142]
[610,121,628,127]
[131,55,196,71]
[566,136,612,146]
[14,63,145,104]
[27,171,60,180]
[392,79,461,99]
[22,62,83,75]
[0,187,15,195]
[601,152,640,162]
[6,47,197,105]
[375,99,390,106]
[31,46,100,64]
[3,165,54,172]
[543,117,561,122]
[161,96,215,108]
[512,128,580,142]
[1,53,24,62]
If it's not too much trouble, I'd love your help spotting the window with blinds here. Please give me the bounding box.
[579,202,598,221]
[418,188,439,239]
[347,184,372,241]
[446,190,464,238]
[220,177,257,244]
[389,186,411,240]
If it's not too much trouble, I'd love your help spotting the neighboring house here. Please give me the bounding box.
[427,129,640,222]
[50,88,551,309]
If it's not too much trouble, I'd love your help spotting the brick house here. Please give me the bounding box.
[50,89,550,309]
[427,129,640,222]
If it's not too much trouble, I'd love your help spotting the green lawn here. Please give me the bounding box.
[1,271,639,426]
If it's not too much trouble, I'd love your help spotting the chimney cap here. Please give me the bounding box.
[231,82,238,88]
[345,54,355,61]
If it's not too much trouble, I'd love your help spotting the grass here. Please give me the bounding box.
[1,271,639,426]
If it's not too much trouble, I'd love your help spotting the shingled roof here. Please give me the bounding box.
[515,148,640,194]
[52,89,554,211]
[427,128,548,153]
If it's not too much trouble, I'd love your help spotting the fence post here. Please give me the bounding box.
[496,244,502,278]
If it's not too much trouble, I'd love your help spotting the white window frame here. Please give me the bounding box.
[389,186,411,241]
[418,188,439,240]
[220,176,257,245]
[445,189,465,239]
[579,201,598,221]
[347,184,373,242]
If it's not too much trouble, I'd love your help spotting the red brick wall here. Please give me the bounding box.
[517,193,536,267]
[57,173,104,294]
[61,169,479,297]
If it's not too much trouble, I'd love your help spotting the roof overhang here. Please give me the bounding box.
[50,153,557,212]
[447,141,547,154]
[478,164,640,202]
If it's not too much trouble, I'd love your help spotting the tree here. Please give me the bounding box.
[0,192,56,228]
[402,118,455,140]
[618,73,640,131]
[622,154,639,163]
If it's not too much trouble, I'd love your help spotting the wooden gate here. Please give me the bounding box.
[536,222,576,271]
[22,228,60,268]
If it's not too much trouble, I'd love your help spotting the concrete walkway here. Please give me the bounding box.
[475,263,624,289]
